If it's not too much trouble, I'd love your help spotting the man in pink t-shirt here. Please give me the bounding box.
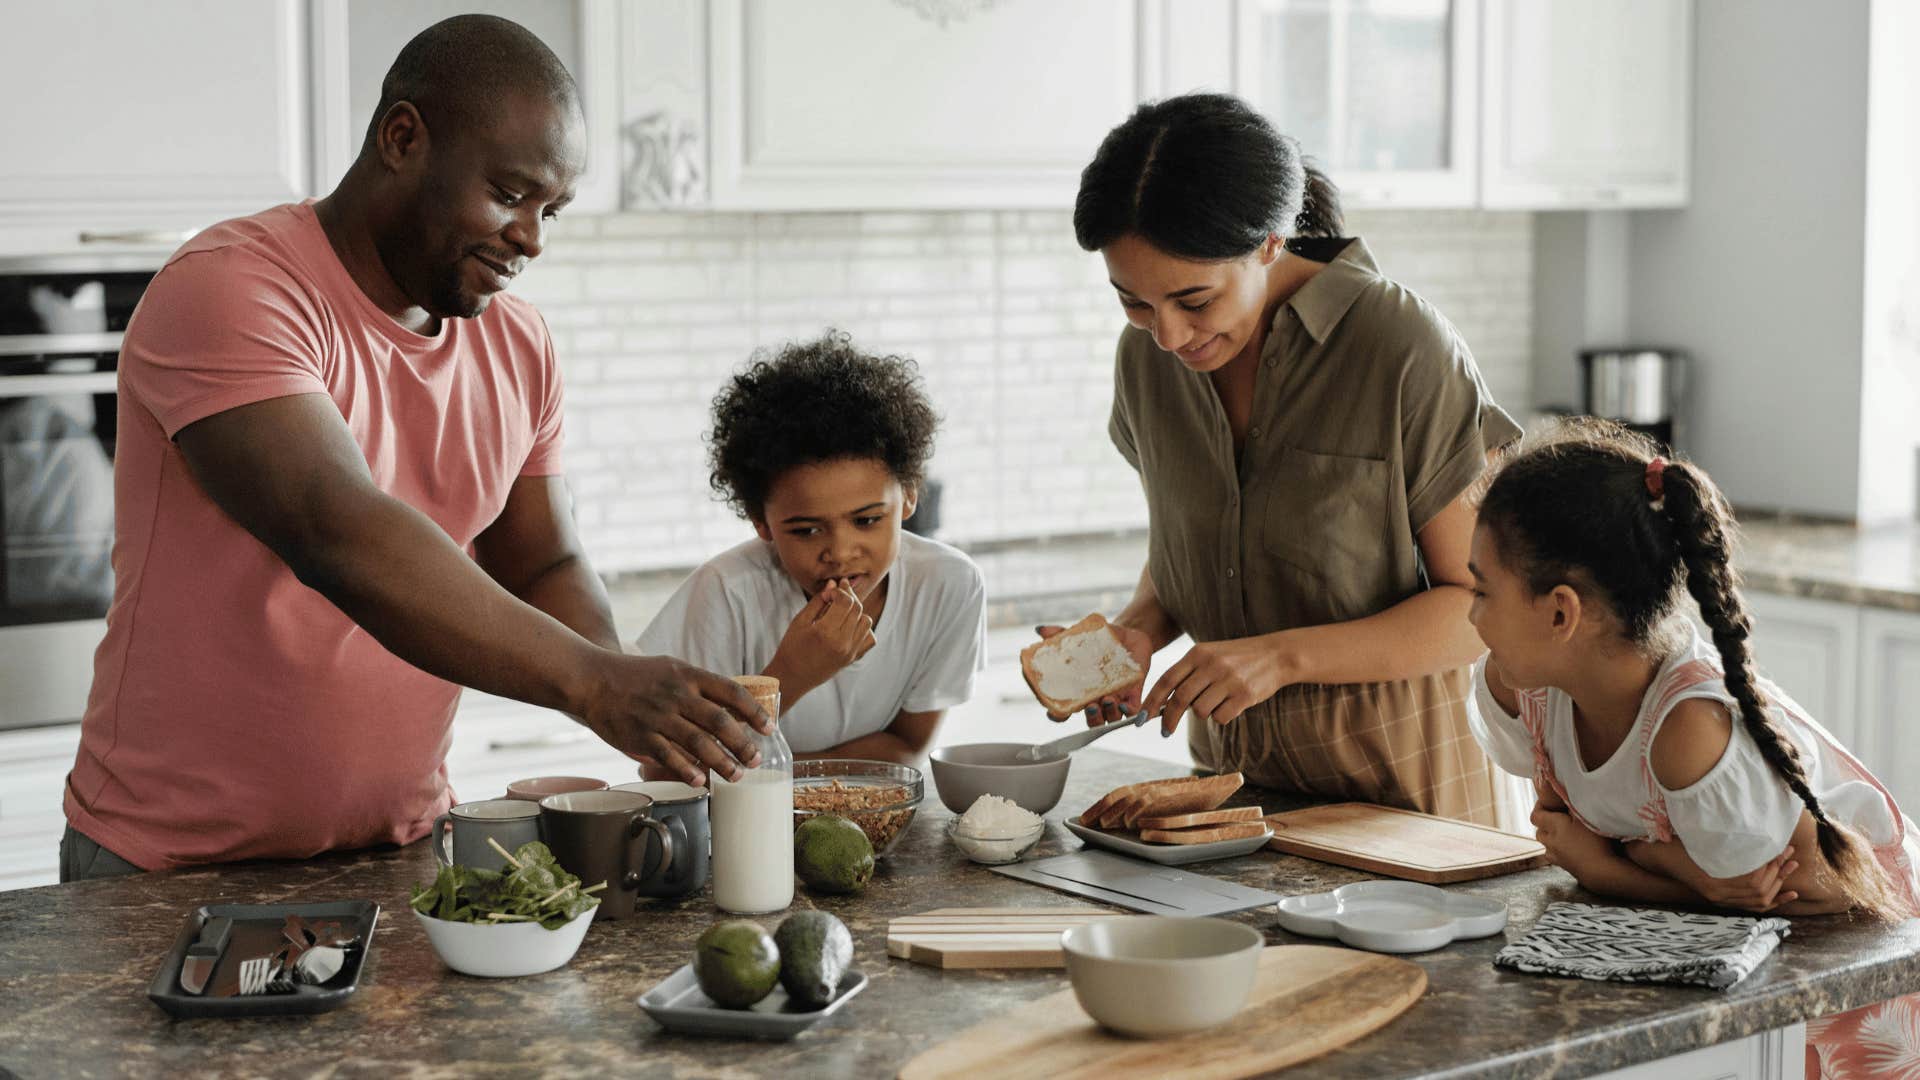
[61,16,770,878]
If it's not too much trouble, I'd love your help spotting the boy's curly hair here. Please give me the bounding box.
[707,330,939,521]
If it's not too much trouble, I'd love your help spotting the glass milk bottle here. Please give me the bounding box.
[709,674,794,914]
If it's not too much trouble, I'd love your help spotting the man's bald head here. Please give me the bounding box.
[362,14,580,155]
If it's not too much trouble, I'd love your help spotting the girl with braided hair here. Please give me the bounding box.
[1466,419,1919,1077]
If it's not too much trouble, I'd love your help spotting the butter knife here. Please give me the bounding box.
[178,915,232,995]
[1017,710,1152,762]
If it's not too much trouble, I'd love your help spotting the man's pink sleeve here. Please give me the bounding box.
[519,314,566,477]
[120,249,329,439]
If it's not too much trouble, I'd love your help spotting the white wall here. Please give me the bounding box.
[1531,211,1630,411]
[512,208,1534,575]
[1622,0,1870,518]
[1859,0,1920,524]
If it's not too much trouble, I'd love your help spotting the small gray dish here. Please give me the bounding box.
[1274,880,1507,953]
[636,965,868,1040]
[1064,819,1273,866]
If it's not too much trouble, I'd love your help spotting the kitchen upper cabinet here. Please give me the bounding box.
[1235,0,1481,208]
[0,0,314,257]
[1859,609,1920,813]
[1480,0,1692,209]
[316,0,621,213]
[624,0,1146,211]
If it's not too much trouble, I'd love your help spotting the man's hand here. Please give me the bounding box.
[1033,621,1156,727]
[1530,803,1618,884]
[768,579,876,699]
[1139,636,1290,736]
[577,654,773,787]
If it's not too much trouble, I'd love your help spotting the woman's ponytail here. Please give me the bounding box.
[1662,462,1911,921]
[1294,159,1345,239]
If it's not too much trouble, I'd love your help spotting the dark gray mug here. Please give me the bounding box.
[538,789,675,919]
[612,781,711,898]
[432,798,543,871]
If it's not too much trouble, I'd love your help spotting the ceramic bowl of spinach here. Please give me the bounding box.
[409,840,602,978]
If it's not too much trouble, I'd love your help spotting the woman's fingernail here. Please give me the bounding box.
[1161,728,1172,739]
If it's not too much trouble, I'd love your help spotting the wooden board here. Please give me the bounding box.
[1263,802,1548,884]
[898,945,1425,1080]
[887,907,1125,970]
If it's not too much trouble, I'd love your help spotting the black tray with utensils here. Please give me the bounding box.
[146,900,380,1018]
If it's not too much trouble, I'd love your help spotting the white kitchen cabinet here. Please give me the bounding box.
[1480,0,1692,208]
[1590,1023,1803,1080]
[1235,0,1481,208]
[0,723,83,892]
[0,0,315,258]
[1745,592,1862,749]
[313,0,621,213]
[1859,608,1920,814]
[625,0,1146,211]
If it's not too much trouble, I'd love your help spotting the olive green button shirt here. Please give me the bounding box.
[1108,238,1523,822]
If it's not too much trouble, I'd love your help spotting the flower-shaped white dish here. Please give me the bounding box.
[1273,881,1507,954]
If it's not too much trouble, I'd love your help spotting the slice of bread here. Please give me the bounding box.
[1020,613,1144,716]
[1077,773,1245,830]
[1133,805,1263,830]
[1138,820,1270,845]
[1116,772,1243,829]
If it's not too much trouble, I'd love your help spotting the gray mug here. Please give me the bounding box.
[612,781,711,898]
[432,798,543,871]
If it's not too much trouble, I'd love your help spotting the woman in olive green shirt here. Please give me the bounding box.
[1050,93,1521,825]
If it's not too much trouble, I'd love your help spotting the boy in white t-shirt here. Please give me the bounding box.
[637,331,987,763]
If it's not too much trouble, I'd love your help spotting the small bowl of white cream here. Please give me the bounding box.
[948,794,1047,864]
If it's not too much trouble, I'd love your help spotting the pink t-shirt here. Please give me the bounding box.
[64,202,565,870]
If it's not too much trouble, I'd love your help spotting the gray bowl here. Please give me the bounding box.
[927,742,1071,815]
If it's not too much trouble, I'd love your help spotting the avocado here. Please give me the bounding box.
[774,911,854,1008]
[794,815,875,895]
[693,920,781,1009]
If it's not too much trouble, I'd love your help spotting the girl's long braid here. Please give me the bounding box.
[1662,462,1910,921]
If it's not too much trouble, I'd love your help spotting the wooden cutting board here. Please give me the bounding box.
[898,945,1425,1080]
[887,907,1126,969]
[1264,802,1548,883]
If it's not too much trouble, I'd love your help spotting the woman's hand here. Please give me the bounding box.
[1529,803,1617,885]
[1033,621,1156,726]
[1139,635,1293,737]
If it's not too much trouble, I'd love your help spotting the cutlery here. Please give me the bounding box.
[1017,711,1152,762]
[178,915,232,995]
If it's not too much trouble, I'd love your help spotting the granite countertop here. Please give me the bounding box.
[1736,516,1920,614]
[5,749,1920,1079]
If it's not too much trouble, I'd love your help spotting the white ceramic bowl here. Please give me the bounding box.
[1061,916,1263,1037]
[414,905,595,978]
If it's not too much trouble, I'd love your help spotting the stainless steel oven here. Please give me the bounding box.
[0,253,162,730]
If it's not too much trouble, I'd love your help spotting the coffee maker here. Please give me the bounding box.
[1579,347,1688,454]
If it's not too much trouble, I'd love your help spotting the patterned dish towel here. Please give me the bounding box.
[1495,902,1791,990]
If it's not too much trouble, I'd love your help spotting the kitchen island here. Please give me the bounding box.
[3,748,1918,1079]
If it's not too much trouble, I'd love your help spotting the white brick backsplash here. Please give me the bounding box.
[518,207,1530,574]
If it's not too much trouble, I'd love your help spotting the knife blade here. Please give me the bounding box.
[1017,710,1152,762]
[178,915,232,995]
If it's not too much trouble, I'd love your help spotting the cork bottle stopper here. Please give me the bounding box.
[731,674,781,717]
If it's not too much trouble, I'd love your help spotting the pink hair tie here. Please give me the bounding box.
[1645,457,1667,500]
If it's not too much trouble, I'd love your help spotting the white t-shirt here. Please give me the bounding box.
[635,532,988,753]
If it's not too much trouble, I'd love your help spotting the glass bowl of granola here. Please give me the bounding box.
[792,760,924,858]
